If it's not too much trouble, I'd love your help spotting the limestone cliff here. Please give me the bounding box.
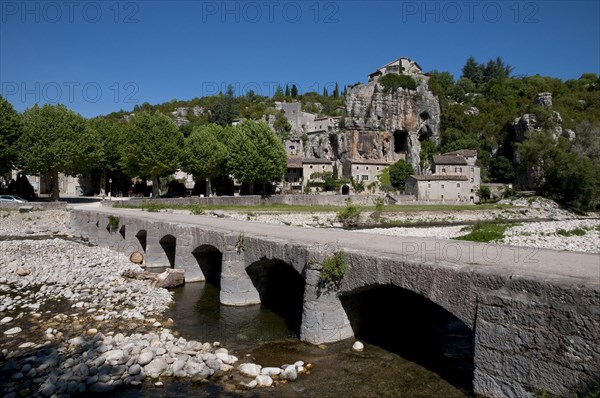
[341,79,441,173]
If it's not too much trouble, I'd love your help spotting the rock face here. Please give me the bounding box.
[341,78,441,173]
[511,92,565,189]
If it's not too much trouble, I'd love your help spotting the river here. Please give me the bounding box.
[119,280,470,398]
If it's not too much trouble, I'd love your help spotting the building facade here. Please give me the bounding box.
[405,149,481,203]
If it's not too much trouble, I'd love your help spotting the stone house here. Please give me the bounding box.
[368,57,423,81]
[302,159,334,188]
[283,156,303,192]
[349,160,392,187]
[405,149,481,203]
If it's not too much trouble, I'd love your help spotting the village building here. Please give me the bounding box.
[283,156,303,192]
[349,159,392,186]
[405,149,481,203]
[302,158,334,189]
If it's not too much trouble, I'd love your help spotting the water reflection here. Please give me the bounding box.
[167,281,295,348]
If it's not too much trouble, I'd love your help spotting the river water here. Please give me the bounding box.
[120,280,470,398]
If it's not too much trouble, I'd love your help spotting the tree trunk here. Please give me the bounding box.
[206,177,212,197]
[100,170,106,196]
[152,174,160,197]
[51,170,60,201]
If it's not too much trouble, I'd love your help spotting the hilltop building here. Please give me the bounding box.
[368,57,423,81]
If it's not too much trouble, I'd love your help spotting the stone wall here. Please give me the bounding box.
[0,201,68,211]
[473,273,599,397]
[101,194,460,208]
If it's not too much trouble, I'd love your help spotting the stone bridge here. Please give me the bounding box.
[70,207,599,398]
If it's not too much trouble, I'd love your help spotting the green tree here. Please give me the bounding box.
[291,84,298,98]
[227,121,287,194]
[273,110,292,140]
[19,104,100,200]
[0,96,22,176]
[388,159,414,190]
[181,124,228,196]
[489,156,515,183]
[333,82,339,98]
[274,85,285,101]
[121,111,184,197]
[210,85,237,127]
[379,74,417,93]
[323,87,328,97]
[461,56,483,85]
[477,185,491,201]
[285,84,290,97]
[518,133,600,210]
[88,117,125,195]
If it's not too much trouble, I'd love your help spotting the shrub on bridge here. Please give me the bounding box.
[320,251,347,287]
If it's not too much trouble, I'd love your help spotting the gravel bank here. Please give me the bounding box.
[0,210,310,397]
[356,219,600,254]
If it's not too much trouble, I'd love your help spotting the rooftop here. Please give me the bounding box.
[433,155,468,165]
[287,156,303,168]
[443,149,477,157]
[303,158,333,165]
[408,175,469,181]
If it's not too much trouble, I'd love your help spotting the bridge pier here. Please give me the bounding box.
[144,227,171,268]
[174,232,205,282]
[220,245,261,306]
[300,266,354,344]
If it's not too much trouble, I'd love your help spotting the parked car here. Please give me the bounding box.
[0,195,28,203]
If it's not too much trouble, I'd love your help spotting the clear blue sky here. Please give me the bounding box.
[1,0,599,117]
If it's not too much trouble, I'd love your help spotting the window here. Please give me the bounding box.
[442,168,446,173]
[290,145,295,150]
[310,165,313,169]
[470,178,474,183]
[441,195,444,199]
[427,183,431,188]
[362,175,368,181]
[366,166,369,170]
[457,183,461,187]
[441,184,445,189]
[376,167,380,171]
[356,166,359,170]
[322,165,325,169]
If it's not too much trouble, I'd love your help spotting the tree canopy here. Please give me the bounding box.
[18,104,100,200]
[121,111,184,196]
[227,121,287,194]
[389,159,414,190]
[0,95,22,176]
[181,124,228,196]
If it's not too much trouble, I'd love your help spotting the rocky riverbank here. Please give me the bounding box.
[0,209,70,236]
[0,212,310,397]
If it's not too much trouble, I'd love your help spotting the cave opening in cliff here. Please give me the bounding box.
[418,125,432,142]
[420,111,430,121]
[393,130,409,154]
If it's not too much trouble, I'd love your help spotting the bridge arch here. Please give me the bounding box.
[245,258,305,335]
[192,244,223,287]
[339,284,474,392]
[159,234,177,268]
[135,229,147,253]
